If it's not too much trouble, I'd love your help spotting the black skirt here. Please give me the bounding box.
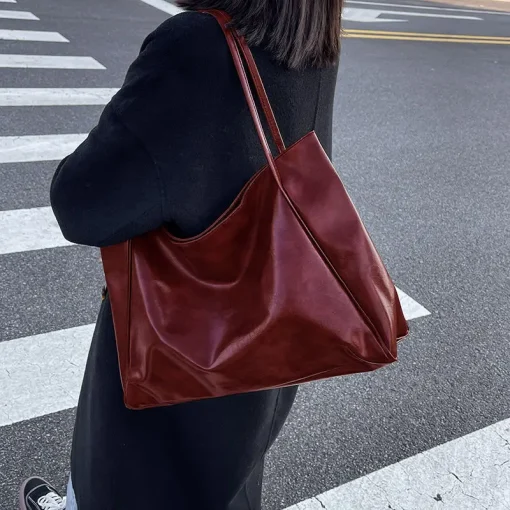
[71,296,298,510]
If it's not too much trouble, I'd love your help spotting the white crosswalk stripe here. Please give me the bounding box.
[0,29,69,42]
[0,54,105,69]
[396,287,430,320]
[0,9,38,20]
[0,87,118,106]
[0,325,94,427]
[140,0,183,15]
[285,418,510,510]
[0,134,87,163]
[0,207,73,255]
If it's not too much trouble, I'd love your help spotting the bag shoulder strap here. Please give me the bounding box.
[202,10,286,167]
[229,27,287,155]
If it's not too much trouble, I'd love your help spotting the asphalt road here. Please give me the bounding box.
[1,0,509,508]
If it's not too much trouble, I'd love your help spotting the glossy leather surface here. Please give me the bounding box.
[101,10,409,410]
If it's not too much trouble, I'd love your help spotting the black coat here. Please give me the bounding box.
[51,11,338,510]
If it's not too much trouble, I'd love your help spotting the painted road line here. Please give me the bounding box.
[0,0,17,3]
[0,288,425,427]
[0,29,69,42]
[343,32,510,43]
[352,8,482,20]
[345,29,510,40]
[0,88,118,106]
[0,134,86,164]
[0,9,38,19]
[0,55,105,69]
[140,0,183,15]
[396,288,430,320]
[344,8,406,22]
[0,207,73,255]
[347,0,510,16]
[285,418,510,509]
[0,325,94,427]
[343,7,482,22]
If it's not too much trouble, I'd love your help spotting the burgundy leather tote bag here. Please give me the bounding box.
[101,9,409,410]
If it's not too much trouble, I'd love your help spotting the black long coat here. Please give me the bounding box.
[50,11,338,510]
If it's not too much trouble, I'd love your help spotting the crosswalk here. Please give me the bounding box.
[8,1,508,509]
[0,3,116,504]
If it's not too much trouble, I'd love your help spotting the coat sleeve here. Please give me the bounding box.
[50,102,163,247]
[49,18,184,248]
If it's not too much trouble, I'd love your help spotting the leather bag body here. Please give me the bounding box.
[101,10,409,410]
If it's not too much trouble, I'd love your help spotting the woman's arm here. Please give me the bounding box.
[50,15,195,247]
[50,102,163,247]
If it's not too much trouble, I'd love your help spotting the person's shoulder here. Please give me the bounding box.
[114,11,226,117]
[140,11,223,55]
[164,10,220,32]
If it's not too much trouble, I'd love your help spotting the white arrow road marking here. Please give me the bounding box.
[0,88,119,106]
[374,9,482,20]
[348,0,510,16]
[285,417,510,509]
[0,29,69,42]
[344,7,406,22]
[344,7,482,22]
[0,134,87,164]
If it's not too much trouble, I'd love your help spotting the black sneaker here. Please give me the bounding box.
[19,477,66,510]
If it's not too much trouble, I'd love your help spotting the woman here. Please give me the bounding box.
[20,1,342,509]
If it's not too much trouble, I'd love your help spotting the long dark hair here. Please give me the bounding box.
[176,0,343,69]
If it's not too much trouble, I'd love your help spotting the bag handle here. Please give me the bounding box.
[229,22,287,155]
[205,9,286,156]
[202,10,285,182]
